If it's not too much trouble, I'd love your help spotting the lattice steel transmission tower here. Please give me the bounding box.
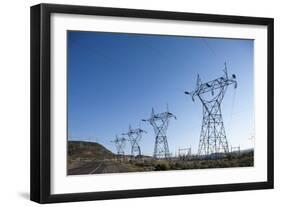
[122,125,146,159]
[111,135,126,160]
[185,63,237,156]
[142,106,176,159]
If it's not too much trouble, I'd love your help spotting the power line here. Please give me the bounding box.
[201,38,217,57]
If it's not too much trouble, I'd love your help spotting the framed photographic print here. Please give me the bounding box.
[30,3,274,203]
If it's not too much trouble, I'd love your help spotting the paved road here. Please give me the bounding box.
[68,161,106,175]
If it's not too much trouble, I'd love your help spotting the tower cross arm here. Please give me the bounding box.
[152,112,176,120]
[185,75,237,98]
[198,77,237,94]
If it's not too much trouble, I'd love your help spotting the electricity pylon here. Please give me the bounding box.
[122,125,146,159]
[111,135,126,161]
[185,63,237,157]
[142,105,176,159]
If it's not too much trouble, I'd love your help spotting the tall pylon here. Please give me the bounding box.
[111,135,126,160]
[122,124,146,159]
[185,63,237,156]
[142,105,176,159]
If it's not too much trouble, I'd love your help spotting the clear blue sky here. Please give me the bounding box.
[67,31,254,156]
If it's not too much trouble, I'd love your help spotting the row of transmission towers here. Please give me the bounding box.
[110,125,146,160]
[111,104,176,160]
[111,63,237,160]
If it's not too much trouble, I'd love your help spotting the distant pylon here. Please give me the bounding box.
[122,124,146,159]
[185,63,237,156]
[111,135,126,160]
[142,105,176,159]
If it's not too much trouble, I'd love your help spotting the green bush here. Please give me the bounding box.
[154,161,170,171]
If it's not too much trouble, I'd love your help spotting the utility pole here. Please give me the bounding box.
[185,63,237,157]
[142,105,176,159]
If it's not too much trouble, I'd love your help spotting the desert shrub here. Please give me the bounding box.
[155,164,167,171]
[168,162,176,170]
[175,162,183,169]
[200,160,208,166]
[238,156,253,166]
[226,154,236,160]
[135,162,145,167]
[154,161,170,171]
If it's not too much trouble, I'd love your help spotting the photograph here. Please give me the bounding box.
[67,31,255,175]
[29,3,273,203]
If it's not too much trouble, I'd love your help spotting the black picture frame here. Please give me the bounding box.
[30,3,274,204]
